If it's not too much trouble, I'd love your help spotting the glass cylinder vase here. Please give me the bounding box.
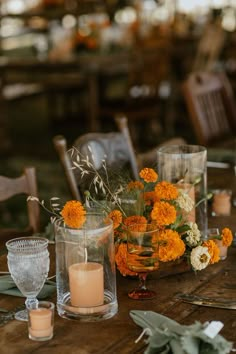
[157,145,208,238]
[54,213,118,321]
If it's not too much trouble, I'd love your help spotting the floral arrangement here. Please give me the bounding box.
[95,167,233,276]
[28,159,233,277]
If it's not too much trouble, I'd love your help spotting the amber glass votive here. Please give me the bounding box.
[212,189,232,216]
[28,301,54,341]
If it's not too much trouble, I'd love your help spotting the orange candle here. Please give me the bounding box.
[214,239,228,260]
[212,191,231,216]
[69,262,104,307]
[29,308,53,339]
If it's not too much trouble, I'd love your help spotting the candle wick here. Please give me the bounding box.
[85,248,88,263]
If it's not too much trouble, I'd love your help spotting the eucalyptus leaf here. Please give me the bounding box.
[0,275,56,299]
[176,224,191,234]
[130,310,233,354]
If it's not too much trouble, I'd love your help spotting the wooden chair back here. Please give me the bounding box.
[0,167,40,241]
[53,115,139,201]
[182,71,236,146]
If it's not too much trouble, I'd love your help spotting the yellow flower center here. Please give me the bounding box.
[200,253,208,263]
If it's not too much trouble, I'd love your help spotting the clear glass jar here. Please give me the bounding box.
[54,213,118,321]
[157,145,207,238]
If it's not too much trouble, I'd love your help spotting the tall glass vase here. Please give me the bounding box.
[54,213,118,321]
[157,145,208,238]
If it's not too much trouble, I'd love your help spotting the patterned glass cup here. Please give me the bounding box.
[6,237,49,321]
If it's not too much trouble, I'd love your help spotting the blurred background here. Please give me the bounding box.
[0,0,236,229]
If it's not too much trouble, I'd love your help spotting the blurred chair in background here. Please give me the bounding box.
[53,114,187,200]
[53,115,139,201]
[182,71,236,149]
[0,167,40,241]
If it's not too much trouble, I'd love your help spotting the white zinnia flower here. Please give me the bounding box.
[176,189,194,213]
[186,222,201,247]
[190,246,210,271]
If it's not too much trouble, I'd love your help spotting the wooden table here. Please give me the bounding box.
[1,166,236,353]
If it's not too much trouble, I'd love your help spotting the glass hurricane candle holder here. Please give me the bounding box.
[54,213,117,321]
[157,145,207,238]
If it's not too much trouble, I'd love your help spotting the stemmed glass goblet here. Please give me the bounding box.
[126,223,159,300]
[6,236,50,321]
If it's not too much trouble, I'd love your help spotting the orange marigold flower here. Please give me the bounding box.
[221,227,233,247]
[127,180,144,191]
[108,210,123,229]
[158,229,185,262]
[154,181,179,200]
[115,243,138,277]
[139,168,158,183]
[144,191,160,204]
[114,229,125,242]
[151,201,176,226]
[60,200,86,228]
[123,215,147,231]
[203,240,220,264]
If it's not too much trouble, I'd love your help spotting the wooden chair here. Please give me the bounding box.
[53,115,139,201]
[53,113,187,200]
[0,167,40,241]
[182,71,236,147]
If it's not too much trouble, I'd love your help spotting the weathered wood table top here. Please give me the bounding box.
[0,166,236,353]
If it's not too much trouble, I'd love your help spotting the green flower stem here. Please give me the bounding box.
[195,193,212,208]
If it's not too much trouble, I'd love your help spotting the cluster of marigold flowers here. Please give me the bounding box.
[107,168,233,276]
[58,167,233,277]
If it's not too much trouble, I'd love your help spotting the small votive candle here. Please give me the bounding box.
[28,301,54,341]
[214,239,228,260]
[212,189,232,216]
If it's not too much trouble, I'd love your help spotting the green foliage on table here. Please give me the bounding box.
[130,310,233,354]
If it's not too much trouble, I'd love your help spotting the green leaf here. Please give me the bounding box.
[140,258,158,266]
[176,224,191,234]
[139,251,153,257]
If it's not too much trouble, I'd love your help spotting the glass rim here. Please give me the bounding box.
[125,222,159,233]
[212,189,232,195]
[157,144,206,156]
[6,236,49,250]
[53,213,113,231]
[29,301,55,311]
